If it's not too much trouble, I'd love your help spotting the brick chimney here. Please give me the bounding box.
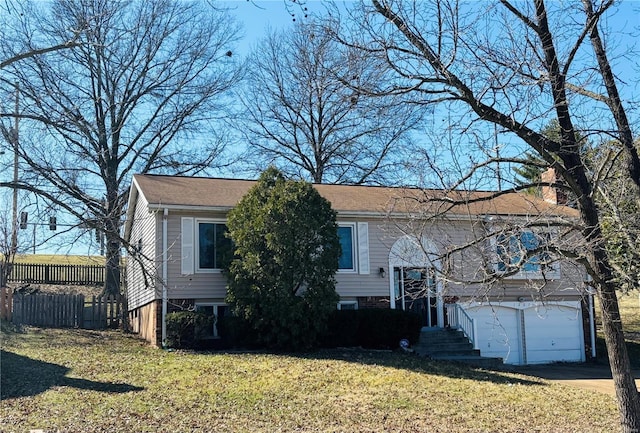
[541,168,568,205]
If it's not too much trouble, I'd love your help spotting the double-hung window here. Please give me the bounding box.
[197,221,232,271]
[338,225,356,271]
[336,222,370,274]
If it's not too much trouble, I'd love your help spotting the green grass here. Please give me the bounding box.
[1,327,620,433]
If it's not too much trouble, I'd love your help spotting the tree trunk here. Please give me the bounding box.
[581,197,640,433]
[103,232,121,296]
[102,187,122,296]
[571,167,640,432]
[598,274,640,433]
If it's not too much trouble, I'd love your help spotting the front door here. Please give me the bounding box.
[394,267,438,327]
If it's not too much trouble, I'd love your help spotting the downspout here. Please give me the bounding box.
[588,285,597,359]
[161,208,168,348]
[584,274,597,359]
[436,279,445,328]
[388,258,396,309]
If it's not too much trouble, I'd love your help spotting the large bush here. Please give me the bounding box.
[225,167,341,350]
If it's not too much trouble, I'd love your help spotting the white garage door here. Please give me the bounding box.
[466,305,523,365]
[464,302,585,365]
[523,304,584,364]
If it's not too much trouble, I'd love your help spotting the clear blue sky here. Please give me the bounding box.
[224,0,331,55]
[28,0,640,256]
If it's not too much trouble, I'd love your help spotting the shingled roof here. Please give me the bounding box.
[129,174,579,219]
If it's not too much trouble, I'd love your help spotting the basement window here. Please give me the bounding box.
[337,301,358,310]
[194,303,229,338]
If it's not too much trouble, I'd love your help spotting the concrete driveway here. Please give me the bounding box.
[513,363,640,396]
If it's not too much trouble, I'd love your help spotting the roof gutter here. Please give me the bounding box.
[144,204,574,223]
[146,204,235,213]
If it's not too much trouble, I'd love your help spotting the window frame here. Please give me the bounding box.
[195,219,229,273]
[194,302,229,338]
[492,230,560,279]
[337,222,357,273]
[337,300,358,310]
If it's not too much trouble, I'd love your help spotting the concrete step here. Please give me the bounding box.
[414,341,474,352]
[414,328,504,369]
[418,329,469,343]
[417,348,482,358]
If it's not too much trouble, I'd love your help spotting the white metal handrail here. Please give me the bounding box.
[446,303,478,350]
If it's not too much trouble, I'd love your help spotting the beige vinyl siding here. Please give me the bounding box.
[165,211,229,300]
[430,219,586,302]
[378,217,585,303]
[335,219,389,297]
[126,194,161,310]
[164,214,396,300]
[147,209,584,305]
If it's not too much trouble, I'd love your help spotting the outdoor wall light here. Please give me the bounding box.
[379,267,386,278]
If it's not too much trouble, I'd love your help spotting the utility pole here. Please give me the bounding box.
[10,82,19,255]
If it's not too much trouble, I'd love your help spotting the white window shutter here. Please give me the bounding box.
[357,222,370,274]
[181,217,194,275]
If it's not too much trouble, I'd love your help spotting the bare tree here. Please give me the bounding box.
[592,139,640,294]
[340,0,640,430]
[236,18,423,185]
[0,0,242,295]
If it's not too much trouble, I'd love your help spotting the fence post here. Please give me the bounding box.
[78,294,85,328]
[0,287,12,321]
[51,294,57,327]
[61,294,66,327]
[12,293,21,324]
[25,294,32,325]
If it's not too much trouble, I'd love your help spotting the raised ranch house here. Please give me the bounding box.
[124,174,596,365]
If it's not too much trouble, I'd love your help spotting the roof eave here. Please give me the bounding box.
[123,177,142,242]
[146,204,236,213]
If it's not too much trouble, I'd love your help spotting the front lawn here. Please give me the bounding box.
[1,326,619,433]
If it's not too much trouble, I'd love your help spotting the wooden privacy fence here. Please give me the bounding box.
[83,294,128,330]
[10,292,127,330]
[7,263,125,286]
[9,263,104,286]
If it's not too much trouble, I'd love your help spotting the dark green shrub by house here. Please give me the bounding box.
[165,311,214,349]
[225,167,340,350]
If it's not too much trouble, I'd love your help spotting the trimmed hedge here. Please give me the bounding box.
[165,311,214,349]
[321,309,422,349]
[216,308,422,351]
